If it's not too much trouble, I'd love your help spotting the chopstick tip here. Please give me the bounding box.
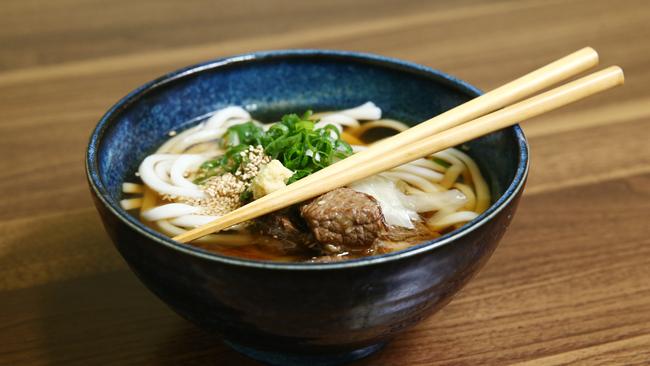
[580,46,599,64]
[610,65,625,85]
[172,232,191,243]
[598,65,625,85]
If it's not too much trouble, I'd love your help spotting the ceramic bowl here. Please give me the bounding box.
[86,50,528,365]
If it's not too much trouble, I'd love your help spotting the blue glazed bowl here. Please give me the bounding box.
[86,50,528,365]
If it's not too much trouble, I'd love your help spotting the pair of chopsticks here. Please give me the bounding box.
[173,47,623,243]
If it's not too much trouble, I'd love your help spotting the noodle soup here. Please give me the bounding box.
[121,102,489,262]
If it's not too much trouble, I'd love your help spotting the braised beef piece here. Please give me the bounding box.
[257,187,436,259]
[255,207,315,254]
[299,187,388,251]
[379,221,435,243]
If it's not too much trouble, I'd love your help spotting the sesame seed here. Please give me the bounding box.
[184,145,271,216]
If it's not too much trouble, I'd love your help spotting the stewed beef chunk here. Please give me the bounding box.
[255,207,314,253]
[300,187,387,250]
[380,221,435,243]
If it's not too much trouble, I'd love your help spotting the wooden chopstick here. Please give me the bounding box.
[357,47,599,151]
[174,66,623,243]
[323,66,624,187]
[174,57,620,244]
[251,47,597,194]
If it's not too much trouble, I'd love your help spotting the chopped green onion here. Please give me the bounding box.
[196,110,354,186]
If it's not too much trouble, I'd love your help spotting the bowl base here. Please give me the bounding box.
[224,340,385,366]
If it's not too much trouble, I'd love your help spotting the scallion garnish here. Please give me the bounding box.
[195,111,353,185]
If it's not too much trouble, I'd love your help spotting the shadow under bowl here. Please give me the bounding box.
[86,50,528,366]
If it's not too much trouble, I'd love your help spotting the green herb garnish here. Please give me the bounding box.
[260,111,352,183]
[196,111,352,185]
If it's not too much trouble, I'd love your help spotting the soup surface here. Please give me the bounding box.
[121,103,490,262]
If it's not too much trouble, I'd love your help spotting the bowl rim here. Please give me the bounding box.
[86,49,529,270]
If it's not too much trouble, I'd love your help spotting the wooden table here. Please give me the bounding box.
[1,0,649,364]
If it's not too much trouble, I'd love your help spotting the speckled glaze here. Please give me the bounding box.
[86,50,528,366]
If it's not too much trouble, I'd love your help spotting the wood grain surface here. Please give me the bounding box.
[1,0,649,365]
